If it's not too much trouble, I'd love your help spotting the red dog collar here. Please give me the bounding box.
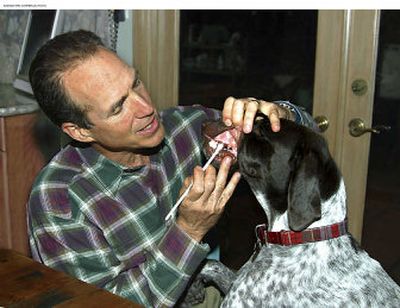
[255,220,348,246]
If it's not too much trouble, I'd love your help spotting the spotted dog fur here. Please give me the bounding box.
[199,117,400,307]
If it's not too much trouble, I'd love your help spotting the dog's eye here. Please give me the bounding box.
[243,164,261,179]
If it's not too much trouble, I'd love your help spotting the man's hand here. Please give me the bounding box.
[221,97,293,133]
[176,157,241,242]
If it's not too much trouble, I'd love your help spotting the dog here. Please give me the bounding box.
[184,117,400,307]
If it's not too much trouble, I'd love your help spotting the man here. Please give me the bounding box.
[27,30,314,307]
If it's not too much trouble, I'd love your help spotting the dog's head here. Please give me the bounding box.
[238,116,341,231]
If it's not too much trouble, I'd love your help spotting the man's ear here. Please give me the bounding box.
[61,122,95,143]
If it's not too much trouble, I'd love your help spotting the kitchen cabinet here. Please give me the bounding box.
[0,84,45,255]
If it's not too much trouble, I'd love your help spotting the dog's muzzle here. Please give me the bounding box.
[201,119,242,166]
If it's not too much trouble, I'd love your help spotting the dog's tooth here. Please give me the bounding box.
[209,139,218,149]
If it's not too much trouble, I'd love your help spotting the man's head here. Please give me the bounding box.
[30,30,165,158]
[30,30,101,129]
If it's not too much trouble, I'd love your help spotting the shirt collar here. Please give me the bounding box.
[69,140,166,193]
[73,145,136,191]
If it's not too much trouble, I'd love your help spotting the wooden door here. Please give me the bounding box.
[313,10,380,242]
[132,10,180,110]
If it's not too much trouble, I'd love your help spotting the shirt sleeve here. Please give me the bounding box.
[28,193,209,307]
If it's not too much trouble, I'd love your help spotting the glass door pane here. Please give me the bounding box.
[179,10,317,114]
[179,10,318,269]
[362,10,400,284]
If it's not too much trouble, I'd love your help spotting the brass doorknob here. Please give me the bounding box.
[314,115,329,132]
[349,118,391,137]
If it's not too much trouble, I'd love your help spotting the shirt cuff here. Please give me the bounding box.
[274,100,304,125]
[158,222,210,275]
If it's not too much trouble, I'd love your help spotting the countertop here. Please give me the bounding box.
[0,83,39,117]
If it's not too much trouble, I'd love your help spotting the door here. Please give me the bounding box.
[360,11,400,284]
[313,10,380,242]
[133,11,398,277]
[178,10,319,269]
[315,10,399,285]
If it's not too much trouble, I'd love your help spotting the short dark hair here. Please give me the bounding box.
[29,30,106,128]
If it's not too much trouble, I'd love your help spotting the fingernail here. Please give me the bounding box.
[224,119,232,127]
[273,124,280,132]
[244,124,251,133]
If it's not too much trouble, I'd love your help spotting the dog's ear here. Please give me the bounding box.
[287,143,322,231]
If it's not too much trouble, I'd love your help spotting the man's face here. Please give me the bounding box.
[62,48,165,154]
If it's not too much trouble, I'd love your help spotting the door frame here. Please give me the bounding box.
[132,10,180,111]
[132,9,380,242]
[313,10,380,241]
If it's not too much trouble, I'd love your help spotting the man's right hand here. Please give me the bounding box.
[176,157,241,242]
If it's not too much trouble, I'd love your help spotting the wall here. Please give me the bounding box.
[116,10,133,67]
[0,10,29,84]
[0,10,133,85]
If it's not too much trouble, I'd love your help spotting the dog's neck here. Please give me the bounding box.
[253,180,347,232]
[273,180,347,231]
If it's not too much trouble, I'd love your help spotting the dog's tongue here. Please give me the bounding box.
[202,119,242,166]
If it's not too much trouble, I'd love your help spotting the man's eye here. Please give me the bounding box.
[114,107,122,114]
[133,78,141,89]
[113,103,124,115]
[242,163,261,179]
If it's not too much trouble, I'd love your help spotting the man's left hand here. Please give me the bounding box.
[221,97,293,133]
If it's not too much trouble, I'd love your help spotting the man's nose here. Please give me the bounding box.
[130,92,154,118]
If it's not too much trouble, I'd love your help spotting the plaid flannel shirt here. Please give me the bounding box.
[28,103,315,307]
